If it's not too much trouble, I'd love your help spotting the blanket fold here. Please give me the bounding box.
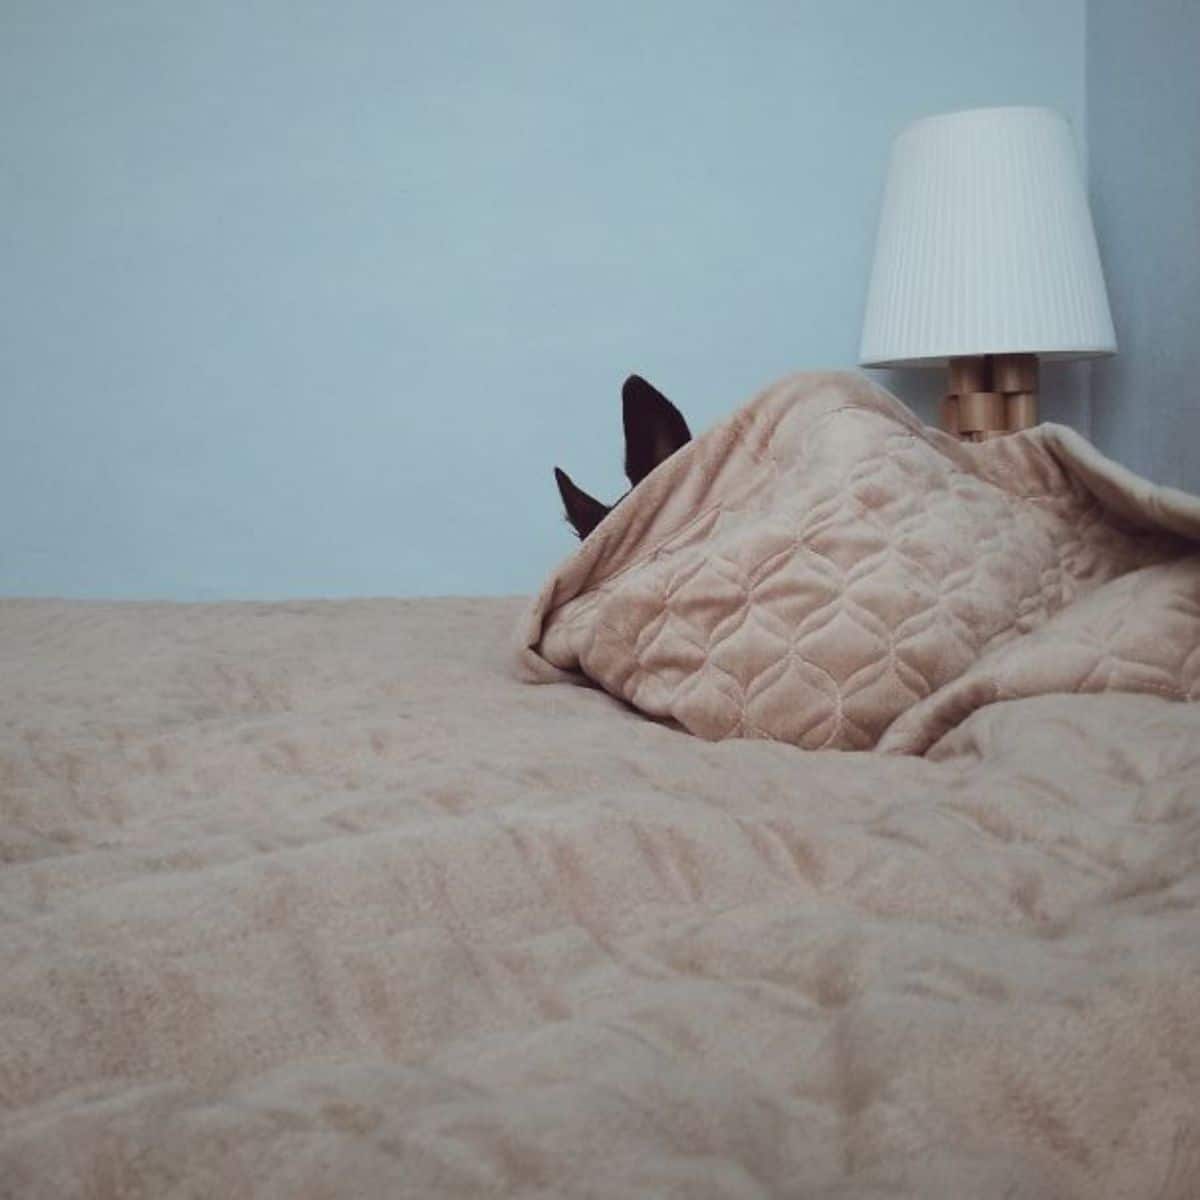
[517,372,1200,751]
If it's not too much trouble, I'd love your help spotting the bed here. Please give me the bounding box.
[2,594,1197,1198]
[3,377,1199,1198]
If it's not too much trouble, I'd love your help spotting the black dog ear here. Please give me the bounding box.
[622,375,692,487]
[554,467,611,540]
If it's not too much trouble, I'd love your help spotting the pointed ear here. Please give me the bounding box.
[554,467,610,540]
[622,375,691,487]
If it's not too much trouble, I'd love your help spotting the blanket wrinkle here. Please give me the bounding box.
[517,372,1200,752]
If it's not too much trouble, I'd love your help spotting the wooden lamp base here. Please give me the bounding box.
[942,354,1039,441]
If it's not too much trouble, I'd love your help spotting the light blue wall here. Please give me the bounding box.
[2,1,1085,599]
[1087,0,1200,493]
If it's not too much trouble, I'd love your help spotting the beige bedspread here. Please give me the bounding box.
[519,373,1200,753]
[3,596,1200,1198]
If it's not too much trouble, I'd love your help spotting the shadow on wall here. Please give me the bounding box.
[1087,0,1200,493]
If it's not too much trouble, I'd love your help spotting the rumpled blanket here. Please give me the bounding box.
[517,372,1200,752]
[3,597,1200,1198]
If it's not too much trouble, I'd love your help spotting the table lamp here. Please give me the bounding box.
[859,106,1116,440]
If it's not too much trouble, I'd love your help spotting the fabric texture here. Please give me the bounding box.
[517,372,1200,752]
[2,597,1200,1198]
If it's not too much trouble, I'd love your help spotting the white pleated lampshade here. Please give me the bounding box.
[860,106,1116,368]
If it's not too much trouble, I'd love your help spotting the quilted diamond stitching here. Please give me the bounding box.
[531,375,1200,752]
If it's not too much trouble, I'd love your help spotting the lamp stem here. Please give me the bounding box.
[944,354,1039,441]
